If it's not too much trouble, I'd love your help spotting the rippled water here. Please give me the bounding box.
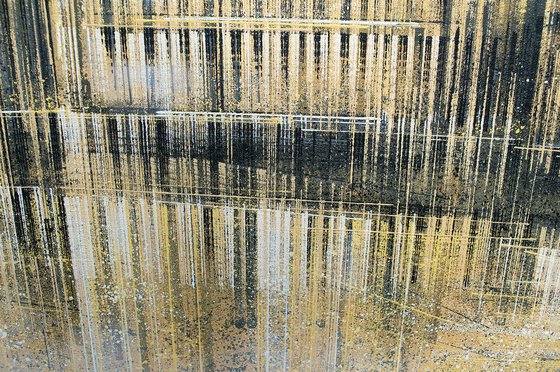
[0,111,558,370]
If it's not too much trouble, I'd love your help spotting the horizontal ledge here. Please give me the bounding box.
[0,109,519,141]
[84,17,445,30]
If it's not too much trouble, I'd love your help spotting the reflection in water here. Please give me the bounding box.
[2,188,560,370]
[0,111,558,370]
